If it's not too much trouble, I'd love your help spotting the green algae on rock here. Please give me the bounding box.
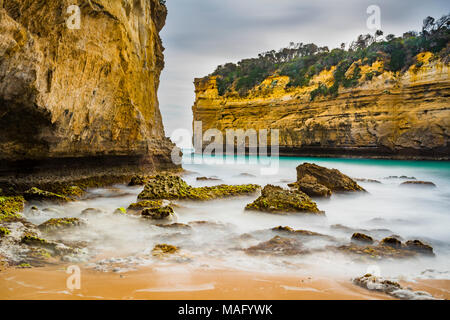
[141,206,175,221]
[245,185,323,215]
[152,244,179,256]
[24,187,70,203]
[38,218,85,233]
[138,175,260,200]
[128,200,164,210]
[0,196,25,221]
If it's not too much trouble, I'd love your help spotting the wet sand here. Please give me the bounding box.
[1,263,447,300]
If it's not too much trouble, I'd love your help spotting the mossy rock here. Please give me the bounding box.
[38,218,85,232]
[113,207,127,214]
[245,185,323,215]
[0,196,25,222]
[21,232,49,246]
[289,181,332,198]
[138,174,259,200]
[24,187,70,203]
[296,163,365,192]
[245,236,305,256]
[405,240,434,255]
[152,243,179,255]
[380,237,402,249]
[128,200,163,210]
[0,226,11,237]
[351,233,374,244]
[141,206,175,221]
[128,175,150,186]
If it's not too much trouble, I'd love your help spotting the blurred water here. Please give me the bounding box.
[22,153,450,280]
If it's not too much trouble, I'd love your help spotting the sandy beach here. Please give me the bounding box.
[1,264,449,300]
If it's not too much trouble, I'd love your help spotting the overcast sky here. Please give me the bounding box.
[158,0,449,137]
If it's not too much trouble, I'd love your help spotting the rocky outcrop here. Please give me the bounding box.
[245,184,323,215]
[192,53,450,159]
[296,163,365,193]
[0,1,176,179]
[138,175,260,200]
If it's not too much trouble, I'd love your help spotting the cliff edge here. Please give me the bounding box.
[193,52,449,159]
[0,0,177,178]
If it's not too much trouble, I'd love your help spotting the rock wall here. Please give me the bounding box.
[193,53,450,159]
[0,0,177,175]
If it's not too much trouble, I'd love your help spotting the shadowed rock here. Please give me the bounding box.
[400,181,436,187]
[351,233,374,244]
[380,237,402,249]
[141,206,175,222]
[296,163,365,193]
[405,240,434,255]
[24,188,70,203]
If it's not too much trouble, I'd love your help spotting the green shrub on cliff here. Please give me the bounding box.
[211,14,449,98]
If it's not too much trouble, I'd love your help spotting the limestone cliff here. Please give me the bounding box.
[0,0,176,175]
[193,53,450,159]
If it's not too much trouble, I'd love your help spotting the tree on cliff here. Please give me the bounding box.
[211,14,450,99]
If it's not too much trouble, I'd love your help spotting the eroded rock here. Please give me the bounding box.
[38,218,85,233]
[24,188,70,203]
[245,185,323,215]
[354,274,438,300]
[296,163,365,193]
[141,206,175,222]
[351,233,374,244]
[400,181,436,187]
[138,175,259,200]
[245,236,304,256]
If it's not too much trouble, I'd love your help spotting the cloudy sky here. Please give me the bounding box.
[158,0,449,137]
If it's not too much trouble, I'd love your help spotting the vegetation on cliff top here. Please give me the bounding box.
[211,14,449,98]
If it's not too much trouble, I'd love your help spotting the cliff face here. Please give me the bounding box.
[193,53,450,159]
[0,0,176,172]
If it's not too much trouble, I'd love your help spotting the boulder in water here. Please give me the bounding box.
[245,236,305,256]
[245,185,323,215]
[400,181,436,187]
[296,163,365,193]
[351,233,374,244]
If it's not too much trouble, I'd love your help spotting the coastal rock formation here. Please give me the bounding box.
[289,163,364,197]
[0,0,176,177]
[138,175,260,200]
[245,184,323,215]
[192,53,450,159]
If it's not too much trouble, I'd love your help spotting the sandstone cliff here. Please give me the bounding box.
[0,0,176,176]
[193,53,450,159]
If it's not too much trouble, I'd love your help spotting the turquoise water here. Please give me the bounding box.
[23,153,450,280]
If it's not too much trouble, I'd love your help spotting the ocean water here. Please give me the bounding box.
[23,153,450,280]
